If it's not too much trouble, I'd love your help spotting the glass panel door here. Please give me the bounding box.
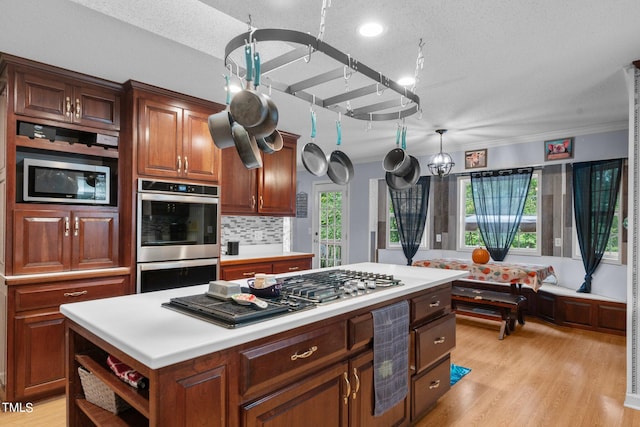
[313,183,348,268]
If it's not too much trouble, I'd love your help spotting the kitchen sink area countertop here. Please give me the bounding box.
[220,251,313,263]
[60,262,468,369]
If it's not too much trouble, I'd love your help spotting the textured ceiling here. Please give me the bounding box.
[2,0,638,167]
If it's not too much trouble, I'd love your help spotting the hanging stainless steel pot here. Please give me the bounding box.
[386,155,421,190]
[302,142,328,176]
[383,125,411,176]
[256,129,283,154]
[246,95,278,138]
[327,150,354,185]
[301,110,329,176]
[232,122,263,169]
[207,110,235,149]
[326,118,354,185]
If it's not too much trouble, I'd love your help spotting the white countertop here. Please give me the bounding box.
[60,262,468,370]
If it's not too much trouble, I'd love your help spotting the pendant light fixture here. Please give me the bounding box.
[427,129,455,177]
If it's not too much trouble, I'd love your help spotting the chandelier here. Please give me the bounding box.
[427,129,455,177]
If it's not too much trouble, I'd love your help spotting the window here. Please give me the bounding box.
[386,194,428,248]
[572,186,622,263]
[458,172,541,254]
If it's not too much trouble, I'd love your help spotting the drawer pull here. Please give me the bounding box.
[288,266,300,271]
[64,290,88,297]
[352,367,360,400]
[290,345,318,361]
[434,337,446,344]
[343,372,351,405]
[242,272,256,277]
[429,379,441,390]
[429,300,441,308]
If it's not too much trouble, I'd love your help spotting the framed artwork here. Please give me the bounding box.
[545,137,573,161]
[465,149,487,169]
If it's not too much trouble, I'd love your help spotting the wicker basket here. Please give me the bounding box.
[78,366,131,414]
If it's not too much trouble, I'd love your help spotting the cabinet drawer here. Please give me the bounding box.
[414,313,456,373]
[411,355,451,420]
[239,321,347,396]
[411,286,451,324]
[221,262,273,280]
[272,258,311,274]
[14,276,128,312]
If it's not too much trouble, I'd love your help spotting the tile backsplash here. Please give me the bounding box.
[221,216,284,245]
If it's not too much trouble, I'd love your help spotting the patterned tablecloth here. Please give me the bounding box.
[412,258,557,292]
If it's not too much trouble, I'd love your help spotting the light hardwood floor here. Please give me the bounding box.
[1,317,638,426]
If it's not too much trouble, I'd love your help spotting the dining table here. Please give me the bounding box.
[412,258,557,292]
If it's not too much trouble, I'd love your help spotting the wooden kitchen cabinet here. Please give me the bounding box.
[13,207,119,275]
[220,254,313,280]
[14,65,121,132]
[221,132,298,216]
[133,83,222,183]
[5,273,129,402]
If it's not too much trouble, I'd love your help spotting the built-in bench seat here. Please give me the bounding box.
[451,286,527,339]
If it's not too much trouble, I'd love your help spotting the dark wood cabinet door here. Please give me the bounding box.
[71,210,119,270]
[220,144,258,214]
[14,68,121,131]
[14,310,66,400]
[183,109,221,183]
[137,97,183,178]
[73,85,121,131]
[350,350,409,427]
[258,136,297,215]
[241,362,349,427]
[13,209,70,274]
[15,69,71,122]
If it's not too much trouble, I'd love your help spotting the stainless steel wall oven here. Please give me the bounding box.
[136,179,220,292]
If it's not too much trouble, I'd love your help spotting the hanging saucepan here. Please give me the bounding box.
[245,49,279,139]
[207,73,235,149]
[327,116,354,185]
[256,129,284,154]
[301,109,329,176]
[386,155,421,191]
[230,44,278,139]
[382,125,411,176]
[231,121,263,169]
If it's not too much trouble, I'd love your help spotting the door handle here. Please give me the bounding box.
[352,368,360,400]
[65,97,72,117]
[64,217,70,237]
[184,156,188,175]
[343,372,351,405]
[75,98,81,119]
[74,217,79,237]
[177,156,182,173]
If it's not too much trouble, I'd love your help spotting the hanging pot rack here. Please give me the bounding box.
[224,28,421,121]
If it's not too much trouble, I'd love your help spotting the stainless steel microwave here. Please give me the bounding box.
[23,158,110,204]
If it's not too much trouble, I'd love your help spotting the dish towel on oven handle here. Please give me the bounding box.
[372,300,409,416]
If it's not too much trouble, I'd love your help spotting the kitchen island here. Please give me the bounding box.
[61,262,467,426]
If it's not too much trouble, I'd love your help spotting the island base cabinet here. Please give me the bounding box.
[241,362,349,427]
[411,355,451,421]
[349,350,409,427]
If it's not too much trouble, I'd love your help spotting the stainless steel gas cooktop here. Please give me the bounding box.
[163,269,404,328]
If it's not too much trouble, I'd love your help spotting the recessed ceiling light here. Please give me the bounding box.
[397,76,415,87]
[358,22,384,37]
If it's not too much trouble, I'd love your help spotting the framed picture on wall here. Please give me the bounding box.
[545,137,574,160]
[464,149,487,169]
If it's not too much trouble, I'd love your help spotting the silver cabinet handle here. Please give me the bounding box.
[74,216,79,237]
[434,337,446,344]
[429,300,441,308]
[64,217,70,237]
[429,379,441,389]
[290,345,318,361]
[184,156,188,175]
[177,156,182,173]
[75,98,81,119]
